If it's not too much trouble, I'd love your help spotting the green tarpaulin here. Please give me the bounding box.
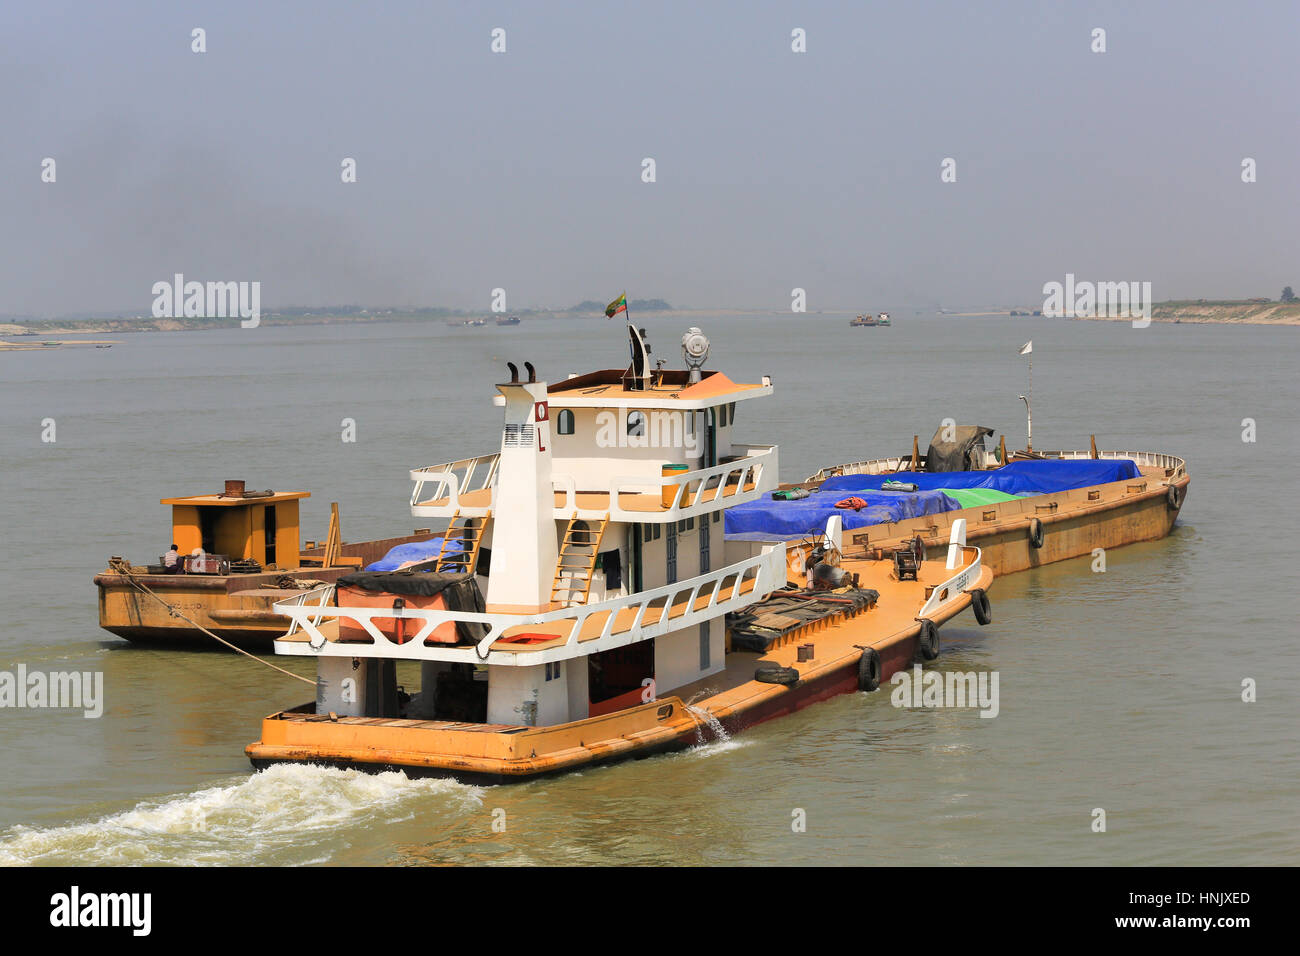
[934,488,1023,508]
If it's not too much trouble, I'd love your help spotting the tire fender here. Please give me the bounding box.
[858,647,882,692]
[915,619,940,661]
[755,665,799,686]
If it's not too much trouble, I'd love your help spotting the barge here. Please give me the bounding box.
[246,326,994,781]
[791,429,1188,576]
[94,485,445,648]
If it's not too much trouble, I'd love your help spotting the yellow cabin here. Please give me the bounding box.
[160,487,306,570]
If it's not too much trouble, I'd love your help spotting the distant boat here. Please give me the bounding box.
[496,315,521,326]
[877,312,891,326]
[96,344,113,349]
[850,314,880,327]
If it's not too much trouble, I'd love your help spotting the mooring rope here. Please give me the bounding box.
[106,558,315,686]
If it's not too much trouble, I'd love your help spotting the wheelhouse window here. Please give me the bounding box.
[627,411,646,436]
[557,409,575,435]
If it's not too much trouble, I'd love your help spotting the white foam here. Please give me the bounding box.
[0,763,482,866]
[686,736,753,758]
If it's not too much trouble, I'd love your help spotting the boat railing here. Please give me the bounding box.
[413,446,778,520]
[272,546,788,664]
[805,455,915,483]
[917,522,984,619]
[807,449,1187,484]
[410,454,501,513]
[552,472,578,513]
[279,583,338,637]
[602,444,779,521]
[1038,449,1187,480]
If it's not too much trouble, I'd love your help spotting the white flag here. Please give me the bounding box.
[1019,341,1032,355]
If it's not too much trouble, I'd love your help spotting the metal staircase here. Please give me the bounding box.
[550,513,608,605]
[435,510,490,575]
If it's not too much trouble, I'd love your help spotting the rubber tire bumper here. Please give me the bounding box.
[755,665,800,686]
[858,648,882,692]
[916,619,940,661]
[969,588,992,626]
[1028,517,1045,549]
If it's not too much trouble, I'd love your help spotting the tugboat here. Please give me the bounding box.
[246,325,993,781]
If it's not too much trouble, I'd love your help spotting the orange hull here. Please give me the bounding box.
[247,560,993,783]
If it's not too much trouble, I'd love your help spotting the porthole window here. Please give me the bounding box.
[557,409,575,435]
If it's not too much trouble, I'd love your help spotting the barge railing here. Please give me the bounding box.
[806,449,1187,484]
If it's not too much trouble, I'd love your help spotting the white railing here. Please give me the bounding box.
[273,546,788,665]
[917,541,984,620]
[410,453,500,514]
[807,449,1187,484]
[1039,449,1187,480]
[411,445,778,520]
[596,444,778,521]
[805,455,915,483]
[279,583,337,638]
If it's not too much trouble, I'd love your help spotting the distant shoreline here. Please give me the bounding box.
[4,300,1298,336]
[0,308,776,336]
[1069,301,1300,327]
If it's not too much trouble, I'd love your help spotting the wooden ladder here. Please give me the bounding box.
[435,510,491,575]
[550,513,608,606]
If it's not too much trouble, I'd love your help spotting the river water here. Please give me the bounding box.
[0,313,1295,865]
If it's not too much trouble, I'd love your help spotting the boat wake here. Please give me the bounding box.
[0,763,482,866]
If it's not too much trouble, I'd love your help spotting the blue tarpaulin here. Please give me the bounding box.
[365,537,461,571]
[724,488,962,539]
[725,458,1142,541]
[819,458,1141,497]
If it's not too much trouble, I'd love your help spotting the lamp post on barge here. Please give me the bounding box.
[1017,340,1033,452]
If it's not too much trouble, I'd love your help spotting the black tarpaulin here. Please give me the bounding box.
[336,563,488,642]
[925,425,994,472]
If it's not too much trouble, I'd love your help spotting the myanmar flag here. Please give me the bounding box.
[605,293,627,318]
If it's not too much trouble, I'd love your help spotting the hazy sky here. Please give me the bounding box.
[3,0,1298,316]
